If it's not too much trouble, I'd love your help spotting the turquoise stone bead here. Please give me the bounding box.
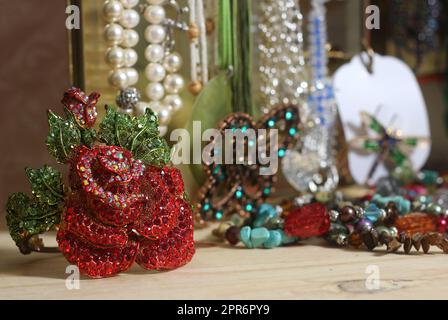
[279,230,298,245]
[364,203,381,223]
[240,226,253,248]
[372,194,411,214]
[253,204,278,227]
[250,227,270,248]
[263,230,282,249]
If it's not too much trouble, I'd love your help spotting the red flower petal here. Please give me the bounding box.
[284,203,331,239]
[57,230,139,278]
[136,198,195,270]
[63,199,128,248]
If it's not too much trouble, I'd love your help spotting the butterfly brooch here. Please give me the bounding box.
[195,104,302,224]
[348,111,430,184]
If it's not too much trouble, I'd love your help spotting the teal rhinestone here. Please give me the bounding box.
[245,203,254,212]
[263,187,271,196]
[215,211,223,220]
[241,125,248,132]
[263,230,282,249]
[235,189,243,199]
[285,111,293,121]
[267,119,275,128]
[288,128,297,136]
[202,203,211,212]
[421,170,439,185]
[278,149,286,158]
[250,227,270,248]
[240,226,253,248]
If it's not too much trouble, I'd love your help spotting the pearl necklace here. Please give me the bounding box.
[103,0,187,136]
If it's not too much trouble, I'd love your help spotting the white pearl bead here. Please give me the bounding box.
[147,0,165,4]
[149,102,172,125]
[123,48,138,67]
[104,23,124,45]
[134,101,150,116]
[103,0,123,23]
[163,94,183,112]
[146,82,165,101]
[145,25,166,44]
[163,74,184,94]
[108,69,128,89]
[163,53,183,73]
[144,5,166,24]
[145,44,165,62]
[121,29,139,47]
[118,107,134,116]
[125,68,139,86]
[120,0,139,8]
[105,47,125,67]
[158,125,168,136]
[145,63,166,82]
[119,9,140,29]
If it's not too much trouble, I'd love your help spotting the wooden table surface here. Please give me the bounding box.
[1,226,447,300]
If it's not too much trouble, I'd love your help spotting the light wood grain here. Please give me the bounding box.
[0,227,447,300]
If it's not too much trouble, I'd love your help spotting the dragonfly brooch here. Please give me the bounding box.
[349,111,430,184]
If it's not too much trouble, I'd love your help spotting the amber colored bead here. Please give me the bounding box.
[339,206,356,223]
[189,81,203,95]
[225,226,240,245]
[188,23,199,39]
[395,213,437,236]
[348,233,363,248]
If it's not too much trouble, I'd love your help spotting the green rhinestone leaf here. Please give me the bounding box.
[64,107,97,148]
[6,192,62,254]
[46,110,82,163]
[98,106,171,166]
[25,165,64,206]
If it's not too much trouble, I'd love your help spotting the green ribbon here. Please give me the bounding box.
[218,0,253,115]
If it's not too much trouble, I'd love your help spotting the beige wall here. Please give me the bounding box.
[0,0,70,228]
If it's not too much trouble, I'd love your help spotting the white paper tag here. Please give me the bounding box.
[333,53,431,184]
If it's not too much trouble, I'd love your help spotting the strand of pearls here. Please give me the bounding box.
[104,0,188,136]
[188,0,209,95]
[103,0,141,115]
[134,0,186,136]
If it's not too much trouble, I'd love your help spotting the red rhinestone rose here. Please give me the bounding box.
[57,145,195,278]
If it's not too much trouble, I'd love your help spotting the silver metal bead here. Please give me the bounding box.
[116,87,141,110]
[329,210,339,222]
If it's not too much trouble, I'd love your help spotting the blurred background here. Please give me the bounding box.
[0,1,69,228]
[0,0,447,228]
